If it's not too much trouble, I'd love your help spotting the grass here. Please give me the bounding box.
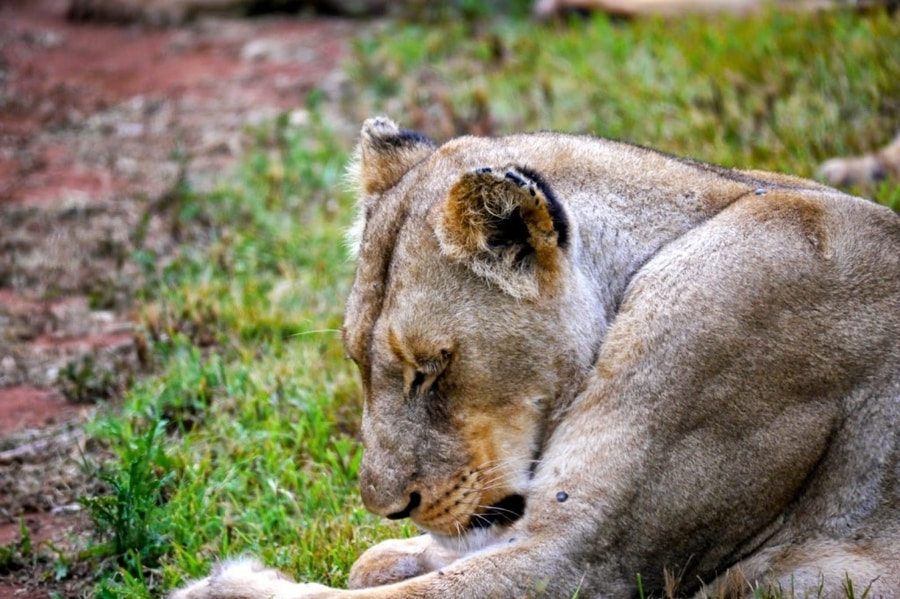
[41,6,899,598]
[346,8,899,205]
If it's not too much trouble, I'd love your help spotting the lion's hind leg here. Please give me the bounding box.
[698,539,896,599]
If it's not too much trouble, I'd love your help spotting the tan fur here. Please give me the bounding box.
[819,134,900,187]
[171,118,900,599]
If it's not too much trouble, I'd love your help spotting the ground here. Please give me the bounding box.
[0,2,358,595]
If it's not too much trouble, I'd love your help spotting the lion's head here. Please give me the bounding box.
[342,117,605,548]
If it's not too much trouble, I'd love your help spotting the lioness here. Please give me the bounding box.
[173,118,900,598]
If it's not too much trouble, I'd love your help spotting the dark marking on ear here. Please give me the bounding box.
[356,117,437,196]
[370,128,436,152]
[488,206,531,254]
[504,171,528,187]
[516,165,569,249]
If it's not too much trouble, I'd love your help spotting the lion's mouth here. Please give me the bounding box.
[467,494,526,530]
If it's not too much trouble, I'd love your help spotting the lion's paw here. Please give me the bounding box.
[170,557,331,599]
[348,535,460,589]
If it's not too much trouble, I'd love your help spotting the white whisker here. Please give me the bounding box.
[290,328,342,337]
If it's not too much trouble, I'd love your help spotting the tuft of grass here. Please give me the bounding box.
[71,7,898,598]
[81,414,175,597]
[0,520,33,574]
[58,355,119,404]
[80,417,175,586]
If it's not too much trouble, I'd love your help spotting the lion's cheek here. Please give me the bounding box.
[398,407,536,535]
[457,404,540,502]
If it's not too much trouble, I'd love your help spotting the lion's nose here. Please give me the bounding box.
[357,421,422,518]
[361,478,422,519]
[385,492,421,520]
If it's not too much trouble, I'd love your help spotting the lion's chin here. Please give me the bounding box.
[426,494,527,554]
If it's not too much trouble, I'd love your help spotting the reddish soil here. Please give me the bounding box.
[0,386,86,436]
[0,1,359,594]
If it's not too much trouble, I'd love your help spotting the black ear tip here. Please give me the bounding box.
[395,129,437,149]
[361,117,435,153]
[356,117,437,196]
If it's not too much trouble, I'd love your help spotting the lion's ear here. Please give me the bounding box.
[346,117,436,256]
[353,116,436,196]
[435,166,569,299]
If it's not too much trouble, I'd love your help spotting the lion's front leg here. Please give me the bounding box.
[348,534,462,589]
[169,557,333,599]
[168,536,462,599]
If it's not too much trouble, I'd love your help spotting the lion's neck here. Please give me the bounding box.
[571,176,757,325]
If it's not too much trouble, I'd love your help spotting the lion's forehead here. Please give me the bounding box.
[343,140,497,364]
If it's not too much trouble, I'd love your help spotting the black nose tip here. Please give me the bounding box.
[386,492,421,520]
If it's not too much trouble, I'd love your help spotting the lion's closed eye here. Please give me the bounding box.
[406,354,450,399]
[409,370,428,398]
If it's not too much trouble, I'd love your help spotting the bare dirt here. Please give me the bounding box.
[0,1,359,594]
